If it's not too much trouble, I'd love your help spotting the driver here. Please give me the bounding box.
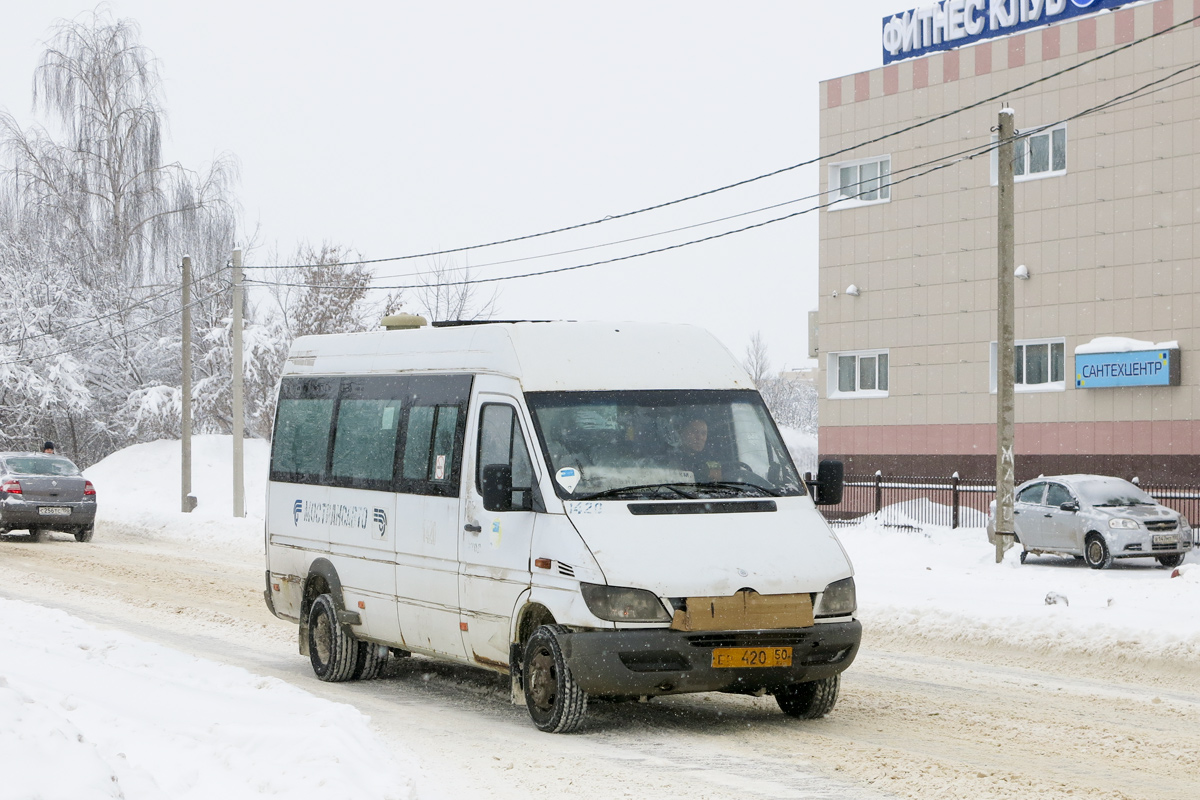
[677,418,722,483]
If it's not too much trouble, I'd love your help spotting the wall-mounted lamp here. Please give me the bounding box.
[845,284,861,296]
[1015,265,1030,280]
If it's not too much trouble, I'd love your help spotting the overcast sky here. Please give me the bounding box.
[1,1,906,368]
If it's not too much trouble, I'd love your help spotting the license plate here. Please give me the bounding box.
[1153,534,1178,545]
[37,507,71,516]
[711,646,792,669]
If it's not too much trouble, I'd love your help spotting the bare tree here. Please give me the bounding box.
[743,331,772,385]
[413,255,499,323]
[742,332,818,435]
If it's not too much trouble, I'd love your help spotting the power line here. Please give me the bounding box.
[248,57,1200,293]
[248,9,1200,273]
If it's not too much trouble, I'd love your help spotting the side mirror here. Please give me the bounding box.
[812,459,844,506]
[1060,500,1079,512]
[482,464,513,512]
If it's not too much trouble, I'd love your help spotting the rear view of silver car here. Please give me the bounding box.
[0,453,97,542]
[990,474,1192,569]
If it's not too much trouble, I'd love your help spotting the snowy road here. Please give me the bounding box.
[2,522,1198,800]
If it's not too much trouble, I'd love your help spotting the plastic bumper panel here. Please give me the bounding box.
[0,503,96,530]
[558,620,861,697]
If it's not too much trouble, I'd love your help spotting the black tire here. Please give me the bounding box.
[1084,533,1113,570]
[308,593,357,682]
[352,641,389,680]
[28,527,44,543]
[1019,550,1028,564]
[775,674,840,719]
[1156,553,1185,569]
[523,624,587,733]
[74,526,95,543]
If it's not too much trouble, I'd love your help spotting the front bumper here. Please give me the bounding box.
[0,499,96,532]
[556,620,861,697]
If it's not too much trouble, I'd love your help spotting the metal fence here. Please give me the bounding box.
[815,472,1200,544]
[815,473,994,529]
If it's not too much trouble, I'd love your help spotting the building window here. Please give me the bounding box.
[828,350,889,398]
[991,124,1066,183]
[990,338,1066,393]
[828,156,891,209]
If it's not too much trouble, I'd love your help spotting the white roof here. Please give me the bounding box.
[285,321,753,392]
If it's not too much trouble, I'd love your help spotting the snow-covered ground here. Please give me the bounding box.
[2,435,1198,798]
[2,437,417,800]
[838,499,1200,662]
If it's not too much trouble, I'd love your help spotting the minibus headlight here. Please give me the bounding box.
[815,577,856,617]
[580,583,671,623]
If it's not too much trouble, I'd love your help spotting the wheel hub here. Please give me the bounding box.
[528,648,557,710]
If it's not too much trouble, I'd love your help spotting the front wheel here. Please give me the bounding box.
[523,625,587,733]
[775,674,840,719]
[1156,553,1185,568]
[308,593,357,682]
[1084,533,1113,570]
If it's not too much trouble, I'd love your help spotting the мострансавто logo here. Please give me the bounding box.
[373,508,387,537]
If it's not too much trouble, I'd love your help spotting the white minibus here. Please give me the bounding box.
[264,320,858,732]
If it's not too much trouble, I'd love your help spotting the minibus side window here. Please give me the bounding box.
[330,377,405,488]
[271,377,337,484]
[477,404,535,512]
[397,375,472,497]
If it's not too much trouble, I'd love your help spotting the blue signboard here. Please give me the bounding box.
[1075,348,1180,389]
[883,0,1141,66]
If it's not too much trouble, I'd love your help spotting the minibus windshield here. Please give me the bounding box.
[525,389,804,500]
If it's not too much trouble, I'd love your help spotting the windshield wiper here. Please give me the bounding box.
[575,483,698,501]
[687,481,781,498]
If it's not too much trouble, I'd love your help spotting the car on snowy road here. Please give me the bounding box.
[987,474,1192,569]
[0,452,97,542]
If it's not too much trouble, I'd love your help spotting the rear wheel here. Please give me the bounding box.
[1084,533,1113,570]
[775,674,840,719]
[1156,553,1185,568]
[308,593,357,682]
[74,526,94,543]
[523,625,587,733]
[352,641,389,680]
[28,527,44,543]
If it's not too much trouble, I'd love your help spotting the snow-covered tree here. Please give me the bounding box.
[0,11,239,464]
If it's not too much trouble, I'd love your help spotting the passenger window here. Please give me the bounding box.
[402,405,460,485]
[271,377,337,483]
[478,404,536,511]
[397,374,472,496]
[329,378,405,489]
[1016,483,1045,505]
[1045,484,1072,507]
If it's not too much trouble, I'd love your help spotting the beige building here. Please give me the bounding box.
[817,0,1200,482]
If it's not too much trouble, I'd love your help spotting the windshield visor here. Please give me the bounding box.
[525,389,803,499]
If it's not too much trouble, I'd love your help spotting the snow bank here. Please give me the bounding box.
[0,597,417,800]
[839,515,1200,662]
[84,435,269,554]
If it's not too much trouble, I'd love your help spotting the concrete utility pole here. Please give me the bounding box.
[231,247,245,518]
[995,108,1017,563]
[181,256,197,513]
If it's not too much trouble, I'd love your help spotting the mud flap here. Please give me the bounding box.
[510,642,524,704]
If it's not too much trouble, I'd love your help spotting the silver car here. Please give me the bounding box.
[989,474,1193,569]
[0,452,97,542]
